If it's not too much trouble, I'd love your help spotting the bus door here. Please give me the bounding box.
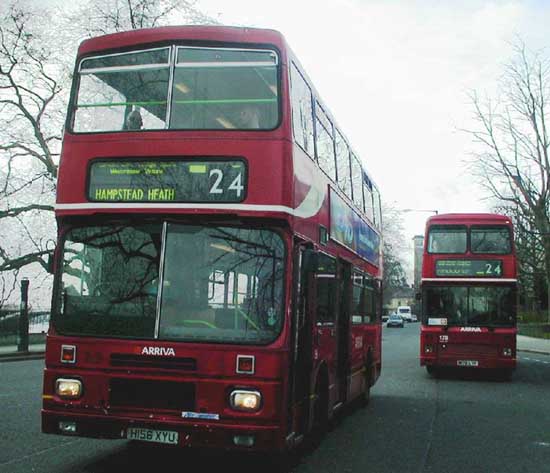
[336,260,352,405]
[288,244,316,439]
[313,254,340,410]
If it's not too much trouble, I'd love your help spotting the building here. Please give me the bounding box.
[383,286,415,315]
[413,235,424,292]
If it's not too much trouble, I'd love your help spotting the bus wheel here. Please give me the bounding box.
[310,379,328,447]
[498,368,513,382]
[426,365,438,377]
[360,363,372,407]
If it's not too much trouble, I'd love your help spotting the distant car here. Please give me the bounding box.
[397,306,412,322]
[410,313,418,322]
[387,314,404,328]
[382,314,389,322]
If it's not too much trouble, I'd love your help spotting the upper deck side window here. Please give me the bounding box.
[372,186,382,228]
[72,45,280,133]
[350,153,364,211]
[334,129,352,200]
[290,64,315,156]
[470,226,512,254]
[427,225,467,254]
[314,102,336,182]
[363,173,374,223]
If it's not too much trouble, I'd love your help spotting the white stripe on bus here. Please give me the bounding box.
[421,278,518,283]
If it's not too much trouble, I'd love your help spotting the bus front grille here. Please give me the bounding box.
[110,353,197,371]
[109,378,195,411]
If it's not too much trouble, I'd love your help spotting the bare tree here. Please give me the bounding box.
[0,0,218,309]
[465,41,550,320]
[381,203,409,304]
[70,0,218,37]
[0,3,63,305]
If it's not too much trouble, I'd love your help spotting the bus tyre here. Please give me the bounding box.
[360,363,371,407]
[310,379,328,448]
[426,365,438,377]
[498,368,513,382]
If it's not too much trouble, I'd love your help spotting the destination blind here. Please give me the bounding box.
[435,259,503,277]
[88,159,246,202]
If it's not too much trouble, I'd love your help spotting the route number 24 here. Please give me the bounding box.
[485,263,502,276]
[209,169,244,197]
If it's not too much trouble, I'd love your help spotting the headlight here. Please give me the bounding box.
[230,390,261,412]
[55,378,82,399]
[503,348,513,357]
[425,344,434,354]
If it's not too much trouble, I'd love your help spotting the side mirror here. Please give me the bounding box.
[415,292,421,301]
[302,249,319,273]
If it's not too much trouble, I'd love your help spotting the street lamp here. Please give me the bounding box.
[402,209,438,215]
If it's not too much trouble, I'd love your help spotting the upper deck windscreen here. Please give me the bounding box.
[427,226,467,254]
[470,226,511,254]
[72,46,279,132]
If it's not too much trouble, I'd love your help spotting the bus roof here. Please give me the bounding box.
[426,213,512,226]
[77,25,287,56]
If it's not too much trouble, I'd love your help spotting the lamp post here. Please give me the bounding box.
[402,209,439,215]
[18,277,29,353]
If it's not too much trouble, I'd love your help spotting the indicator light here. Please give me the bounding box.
[236,355,255,374]
[61,345,76,364]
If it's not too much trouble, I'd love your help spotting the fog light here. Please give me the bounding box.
[233,435,255,447]
[55,378,82,399]
[503,348,512,356]
[230,390,261,412]
[425,344,434,354]
[58,421,77,434]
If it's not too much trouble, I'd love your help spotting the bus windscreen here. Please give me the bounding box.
[54,224,285,344]
[423,286,516,327]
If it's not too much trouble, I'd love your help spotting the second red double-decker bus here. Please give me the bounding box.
[41,26,383,453]
[419,213,517,378]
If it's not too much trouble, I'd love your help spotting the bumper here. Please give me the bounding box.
[420,355,516,370]
[42,410,285,452]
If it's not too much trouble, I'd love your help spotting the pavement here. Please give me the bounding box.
[0,334,549,362]
[0,343,46,362]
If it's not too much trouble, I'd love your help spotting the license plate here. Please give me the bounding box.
[126,427,179,445]
[457,360,479,367]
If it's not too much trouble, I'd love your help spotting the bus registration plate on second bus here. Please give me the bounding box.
[457,360,479,367]
[127,427,179,445]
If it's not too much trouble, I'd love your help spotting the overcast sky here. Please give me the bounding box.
[195,0,549,277]
[30,0,550,279]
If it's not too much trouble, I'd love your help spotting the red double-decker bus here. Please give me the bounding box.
[419,213,517,378]
[41,26,383,453]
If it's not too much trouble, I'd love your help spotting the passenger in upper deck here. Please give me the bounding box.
[238,105,261,129]
[125,108,143,130]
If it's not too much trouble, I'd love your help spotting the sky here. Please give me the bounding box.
[26,0,550,282]
[194,0,549,278]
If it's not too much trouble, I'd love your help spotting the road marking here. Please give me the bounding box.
[521,357,550,364]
